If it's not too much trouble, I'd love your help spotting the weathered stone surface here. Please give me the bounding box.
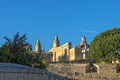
[1,62,120,80]
[48,63,120,80]
[0,63,71,80]
[0,63,46,73]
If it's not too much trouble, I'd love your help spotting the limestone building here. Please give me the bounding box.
[49,35,90,62]
[32,35,90,62]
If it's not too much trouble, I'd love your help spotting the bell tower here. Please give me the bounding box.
[80,36,90,59]
[80,36,88,48]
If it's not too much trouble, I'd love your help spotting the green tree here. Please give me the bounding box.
[90,28,120,62]
[4,32,29,54]
[33,55,48,69]
[2,32,33,66]
[0,32,48,69]
[0,44,11,62]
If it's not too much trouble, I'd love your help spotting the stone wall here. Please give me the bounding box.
[0,73,47,80]
[48,63,120,80]
[0,63,72,80]
[2,62,119,80]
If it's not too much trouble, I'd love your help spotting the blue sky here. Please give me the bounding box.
[0,0,120,51]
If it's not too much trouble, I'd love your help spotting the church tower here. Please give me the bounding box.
[35,39,42,53]
[53,35,60,48]
[80,36,89,48]
[80,36,90,59]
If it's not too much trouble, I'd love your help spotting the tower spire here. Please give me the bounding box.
[35,39,42,53]
[53,34,60,48]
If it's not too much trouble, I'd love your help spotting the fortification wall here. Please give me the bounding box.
[48,63,120,80]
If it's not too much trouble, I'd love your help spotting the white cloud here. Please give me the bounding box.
[85,30,97,33]
[84,30,97,33]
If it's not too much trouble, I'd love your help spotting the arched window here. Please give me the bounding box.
[62,49,67,61]
[54,52,56,62]
[64,49,67,55]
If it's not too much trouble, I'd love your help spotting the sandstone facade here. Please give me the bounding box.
[49,36,90,62]
[32,36,90,63]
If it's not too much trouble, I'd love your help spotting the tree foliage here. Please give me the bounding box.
[33,55,48,69]
[90,28,120,62]
[0,32,33,66]
[0,44,11,62]
[4,32,29,54]
[0,32,48,69]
